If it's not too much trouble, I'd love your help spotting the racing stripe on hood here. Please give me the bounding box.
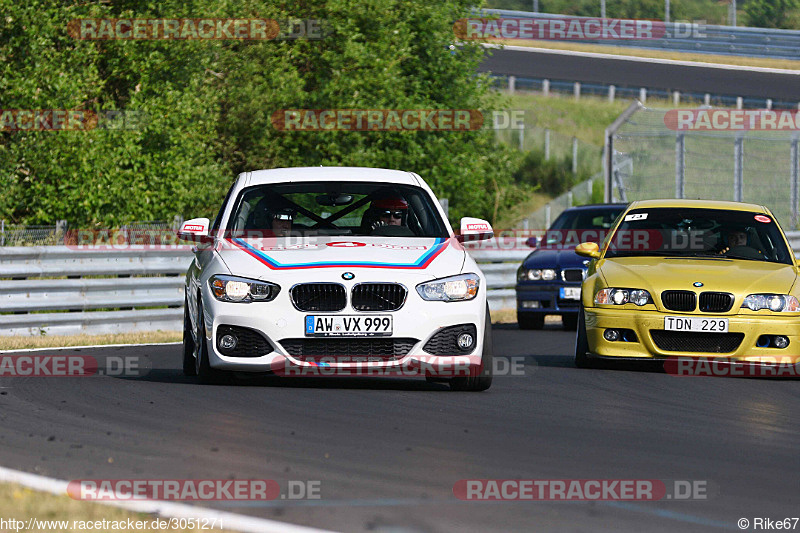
[228,237,450,270]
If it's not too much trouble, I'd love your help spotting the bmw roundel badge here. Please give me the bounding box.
[342,272,355,280]
[693,282,703,287]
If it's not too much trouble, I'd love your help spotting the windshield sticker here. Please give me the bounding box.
[754,215,771,223]
[624,213,648,221]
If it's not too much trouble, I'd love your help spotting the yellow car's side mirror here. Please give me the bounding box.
[575,242,601,260]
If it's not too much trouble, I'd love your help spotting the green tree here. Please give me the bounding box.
[745,0,799,28]
[1,0,522,226]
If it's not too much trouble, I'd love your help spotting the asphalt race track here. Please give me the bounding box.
[2,325,799,532]
[480,47,800,101]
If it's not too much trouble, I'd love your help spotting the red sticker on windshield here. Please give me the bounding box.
[754,215,771,223]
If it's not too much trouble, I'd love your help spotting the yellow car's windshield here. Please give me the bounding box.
[605,207,793,265]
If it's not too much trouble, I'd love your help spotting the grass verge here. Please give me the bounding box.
[0,481,234,532]
[0,331,181,351]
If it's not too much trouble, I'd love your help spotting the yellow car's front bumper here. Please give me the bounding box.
[585,307,800,362]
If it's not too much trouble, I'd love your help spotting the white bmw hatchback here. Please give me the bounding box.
[179,167,495,391]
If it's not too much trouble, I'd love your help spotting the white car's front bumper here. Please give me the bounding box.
[199,279,488,376]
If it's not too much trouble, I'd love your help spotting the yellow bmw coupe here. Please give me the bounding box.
[574,199,800,367]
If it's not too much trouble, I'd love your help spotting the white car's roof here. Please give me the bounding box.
[243,167,419,187]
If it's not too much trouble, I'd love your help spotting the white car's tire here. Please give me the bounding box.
[182,296,197,376]
[450,307,493,392]
[195,297,229,385]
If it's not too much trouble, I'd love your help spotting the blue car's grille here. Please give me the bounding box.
[561,269,585,283]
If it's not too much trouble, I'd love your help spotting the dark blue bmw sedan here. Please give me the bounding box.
[516,203,626,330]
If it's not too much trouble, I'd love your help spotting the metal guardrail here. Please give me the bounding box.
[0,247,192,336]
[8,232,798,335]
[0,244,534,336]
[483,9,800,59]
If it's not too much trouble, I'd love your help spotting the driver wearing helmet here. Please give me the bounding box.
[249,196,296,237]
[370,196,409,229]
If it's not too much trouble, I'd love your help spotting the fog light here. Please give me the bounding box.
[774,336,790,349]
[522,301,540,309]
[220,334,237,350]
[457,333,475,351]
[603,329,620,342]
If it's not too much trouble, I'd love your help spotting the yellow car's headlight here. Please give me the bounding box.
[595,288,651,306]
[742,294,800,312]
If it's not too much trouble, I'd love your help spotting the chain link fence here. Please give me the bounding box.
[609,106,800,228]
[0,218,184,246]
[517,173,602,229]
[495,123,603,178]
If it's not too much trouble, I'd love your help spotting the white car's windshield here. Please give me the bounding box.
[226,181,449,238]
[605,207,793,264]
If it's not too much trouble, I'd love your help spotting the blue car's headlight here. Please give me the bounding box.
[518,268,556,281]
[743,294,800,312]
[209,275,280,303]
[416,273,480,302]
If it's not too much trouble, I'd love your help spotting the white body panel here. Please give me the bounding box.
[184,167,489,375]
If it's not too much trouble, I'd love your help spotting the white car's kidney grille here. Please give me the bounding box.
[351,283,407,311]
[291,283,347,312]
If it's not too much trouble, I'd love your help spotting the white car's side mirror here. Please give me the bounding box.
[177,218,213,244]
[457,217,494,243]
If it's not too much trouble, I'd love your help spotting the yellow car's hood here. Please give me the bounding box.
[598,257,798,297]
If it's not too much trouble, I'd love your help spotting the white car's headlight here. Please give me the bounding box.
[518,268,556,281]
[209,275,280,303]
[416,273,480,302]
[595,288,651,306]
[743,294,800,312]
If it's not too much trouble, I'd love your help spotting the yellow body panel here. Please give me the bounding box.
[581,200,800,361]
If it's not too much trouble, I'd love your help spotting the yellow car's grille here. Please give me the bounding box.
[650,330,744,353]
[661,290,696,312]
[698,292,734,313]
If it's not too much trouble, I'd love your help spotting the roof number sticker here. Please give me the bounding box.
[754,215,771,223]
[624,213,648,222]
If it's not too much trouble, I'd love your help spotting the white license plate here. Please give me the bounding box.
[560,287,581,300]
[305,315,393,337]
[664,316,728,333]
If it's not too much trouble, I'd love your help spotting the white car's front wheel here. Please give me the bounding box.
[182,295,197,376]
[194,296,229,384]
[450,307,493,392]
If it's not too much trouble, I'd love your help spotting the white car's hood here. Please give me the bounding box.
[215,236,465,282]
